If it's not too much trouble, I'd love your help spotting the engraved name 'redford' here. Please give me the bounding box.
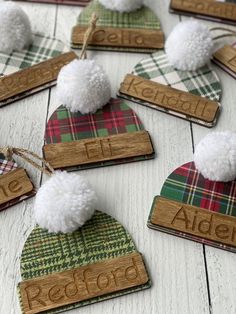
[0,52,76,100]
[119,74,219,123]
[20,252,148,314]
[171,0,236,20]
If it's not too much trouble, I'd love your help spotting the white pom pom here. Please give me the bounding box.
[165,20,214,71]
[34,172,97,233]
[98,0,143,12]
[0,2,32,54]
[57,59,111,114]
[194,131,236,182]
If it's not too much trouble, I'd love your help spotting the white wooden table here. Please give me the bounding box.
[0,1,236,313]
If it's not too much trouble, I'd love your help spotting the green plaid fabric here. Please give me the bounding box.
[119,50,222,127]
[19,211,150,313]
[44,98,154,171]
[0,33,67,76]
[148,161,236,252]
[72,0,161,52]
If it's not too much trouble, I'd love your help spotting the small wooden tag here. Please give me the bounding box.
[43,131,154,169]
[0,168,33,206]
[19,252,148,314]
[71,26,164,50]
[149,196,236,247]
[213,45,236,78]
[119,74,220,124]
[0,52,77,106]
[170,0,236,23]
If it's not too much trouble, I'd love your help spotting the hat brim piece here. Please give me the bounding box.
[18,211,151,313]
[212,43,236,79]
[11,0,90,5]
[148,161,236,253]
[43,98,155,171]
[0,153,36,211]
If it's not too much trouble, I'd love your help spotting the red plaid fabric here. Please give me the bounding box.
[0,155,17,175]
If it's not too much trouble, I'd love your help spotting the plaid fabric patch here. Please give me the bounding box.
[45,98,154,170]
[73,0,161,52]
[19,211,150,313]
[0,33,67,76]
[0,155,17,175]
[154,161,236,252]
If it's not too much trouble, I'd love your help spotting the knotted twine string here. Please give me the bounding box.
[0,147,54,176]
[79,12,99,60]
[210,27,236,40]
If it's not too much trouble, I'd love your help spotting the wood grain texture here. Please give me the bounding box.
[170,0,236,22]
[0,52,76,105]
[120,74,219,123]
[43,131,154,169]
[0,168,33,206]
[19,252,148,314]
[150,196,236,247]
[1,1,236,314]
[71,26,164,49]
[213,45,236,74]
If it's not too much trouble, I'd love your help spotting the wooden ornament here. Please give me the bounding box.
[19,252,148,314]
[71,1,164,53]
[212,44,236,79]
[13,0,90,5]
[18,211,151,313]
[44,99,155,171]
[170,0,236,25]
[147,162,236,253]
[0,52,76,107]
[0,155,35,211]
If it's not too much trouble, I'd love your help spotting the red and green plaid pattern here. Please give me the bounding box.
[148,161,236,252]
[0,33,67,76]
[45,98,154,171]
[0,155,17,175]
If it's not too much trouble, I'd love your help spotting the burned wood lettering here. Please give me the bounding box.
[72,26,164,49]
[0,168,33,205]
[213,45,236,74]
[150,197,236,247]
[19,252,148,314]
[43,131,154,169]
[170,0,236,22]
[0,52,76,102]
[119,74,219,123]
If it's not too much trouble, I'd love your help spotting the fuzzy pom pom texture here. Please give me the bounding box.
[57,59,111,114]
[165,20,214,71]
[34,172,97,233]
[0,2,32,54]
[194,131,236,182]
[98,0,143,12]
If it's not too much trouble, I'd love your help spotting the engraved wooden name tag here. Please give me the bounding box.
[0,168,33,206]
[149,196,236,247]
[170,0,236,23]
[19,252,148,314]
[213,45,236,79]
[71,26,164,50]
[119,74,220,126]
[43,131,154,169]
[0,52,77,106]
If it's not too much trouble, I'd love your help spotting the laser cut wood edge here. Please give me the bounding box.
[169,0,236,23]
[147,196,236,252]
[18,252,151,314]
[117,93,220,128]
[70,44,160,53]
[212,59,236,80]
[43,131,155,169]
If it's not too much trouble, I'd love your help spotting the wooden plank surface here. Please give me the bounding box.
[19,252,148,314]
[44,131,154,168]
[0,1,236,314]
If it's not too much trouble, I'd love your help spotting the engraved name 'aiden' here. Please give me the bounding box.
[150,197,236,247]
[170,0,236,21]
[119,74,219,123]
[19,252,148,314]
